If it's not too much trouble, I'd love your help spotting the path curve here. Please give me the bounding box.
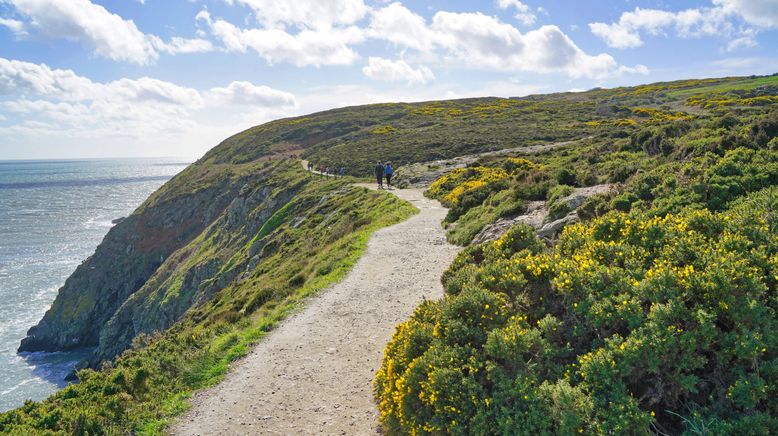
[171,185,460,435]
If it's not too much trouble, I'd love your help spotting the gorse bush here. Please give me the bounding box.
[376,188,778,435]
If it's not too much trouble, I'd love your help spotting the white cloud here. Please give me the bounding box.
[4,0,214,64]
[365,6,638,79]
[0,57,205,105]
[0,17,26,35]
[197,10,364,66]
[496,0,536,26]
[367,2,436,52]
[0,57,98,100]
[7,0,158,64]
[150,36,214,55]
[208,81,297,106]
[362,57,434,84]
[0,56,295,151]
[589,1,775,50]
[725,29,758,51]
[224,0,369,29]
[713,0,778,28]
[201,2,638,79]
[429,13,627,79]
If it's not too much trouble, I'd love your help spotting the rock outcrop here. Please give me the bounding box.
[471,184,614,245]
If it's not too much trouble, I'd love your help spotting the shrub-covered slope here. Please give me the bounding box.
[377,191,777,434]
[204,75,778,176]
[376,79,778,434]
[28,74,777,363]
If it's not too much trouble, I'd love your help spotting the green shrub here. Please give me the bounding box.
[376,188,778,435]
[555,168,578,186]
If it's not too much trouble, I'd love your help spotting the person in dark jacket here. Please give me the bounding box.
[384,162,394,189]
[374,161,385,189]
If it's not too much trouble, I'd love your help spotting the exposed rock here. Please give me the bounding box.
[469,184,613,245]
[538,212,580,239]
[515,201,548,228]
[471,218,516,246]
[557,184,614,212]
[471,201,546,245]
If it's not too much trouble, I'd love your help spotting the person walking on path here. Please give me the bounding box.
[384,162,394,190]
[374,161,385,189]
[338,167,345,178]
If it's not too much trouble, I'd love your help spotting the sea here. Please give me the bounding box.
[0,158,187,412]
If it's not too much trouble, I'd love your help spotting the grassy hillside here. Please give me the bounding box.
[206,74,778,176]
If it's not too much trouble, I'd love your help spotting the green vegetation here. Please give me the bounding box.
[0,162,415,434]
[377,191,778,434]
[416,103,778,246]
[376,76,778,434]
[4,73,778,434]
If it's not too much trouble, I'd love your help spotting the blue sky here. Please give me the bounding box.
[0,0,776,160]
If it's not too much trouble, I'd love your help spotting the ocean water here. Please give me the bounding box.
[0,158,187,412]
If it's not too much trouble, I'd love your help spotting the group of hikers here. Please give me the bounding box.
[307,161,346,178]
[305,160,395,189]
[374,161,394,189]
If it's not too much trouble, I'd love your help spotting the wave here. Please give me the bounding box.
[0,377,37,396]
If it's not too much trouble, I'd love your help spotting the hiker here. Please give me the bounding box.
[374,161,385,189]
[319,164,325,177]
[339,167,345,178]
[384,162,394,189]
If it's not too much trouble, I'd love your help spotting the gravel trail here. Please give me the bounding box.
[171,185,460,435]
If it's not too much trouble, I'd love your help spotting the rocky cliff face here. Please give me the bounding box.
[18,159,297,364]
[90,179,302,363]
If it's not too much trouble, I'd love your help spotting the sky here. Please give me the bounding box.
[0,0,777,160]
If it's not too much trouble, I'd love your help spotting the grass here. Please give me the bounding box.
[667,74,778,98]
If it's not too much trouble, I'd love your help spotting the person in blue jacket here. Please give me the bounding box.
[384,162,394,189]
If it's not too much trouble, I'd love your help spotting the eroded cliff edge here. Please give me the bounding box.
[18,156,303,364]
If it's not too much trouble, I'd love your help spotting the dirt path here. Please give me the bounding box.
[171,185,460,435]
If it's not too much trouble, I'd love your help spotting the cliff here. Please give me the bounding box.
[19,159,296,359]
